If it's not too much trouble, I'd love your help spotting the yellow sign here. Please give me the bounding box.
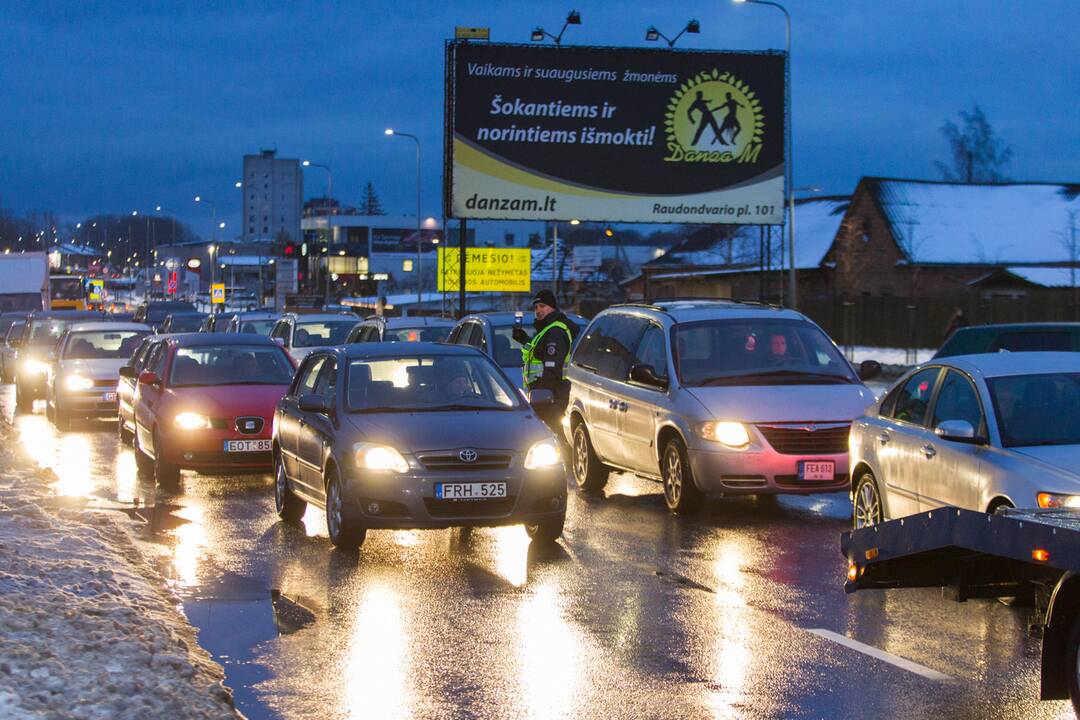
[211,283,226,304]
[88,279,104,302]
[455,26,490,40]
[437,247,531,292]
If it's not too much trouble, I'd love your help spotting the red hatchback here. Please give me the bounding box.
[129,334,296,486]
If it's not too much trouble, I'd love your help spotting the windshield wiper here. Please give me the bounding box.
[352,403,510,413]
[696,370,854,386]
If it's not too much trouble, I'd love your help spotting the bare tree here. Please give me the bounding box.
[935,104,1013,183]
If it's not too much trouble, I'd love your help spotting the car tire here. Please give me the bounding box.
[152,430,181,488]
[661,437,702,515]
[53,399,72,432]
[15,383,31,413]
[117,417,133,445]
[853,471,884,529]
[325,466,365,550]
[275,456,306,525]
[133,430,154,478]
[572,423,609,493]
[525,513,565,543]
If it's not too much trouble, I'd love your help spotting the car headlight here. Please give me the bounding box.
[174,411,212,430]
[65,375,94,391]
[1037,492,1080,509]
[354,443,409,473]
[524,440,560,470]
[699,421,751,448]
[22,359,49,375]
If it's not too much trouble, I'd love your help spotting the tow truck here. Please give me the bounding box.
[843,507,1080,715]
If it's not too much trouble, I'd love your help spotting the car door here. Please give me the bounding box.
[279,355,325,485]
[133,340,169,452]
[875,366,944,518]
[919,369,987,512]
[119,338,152,427]
[619,322,670,475]
[578,314,646,466]
[297,355,337,498]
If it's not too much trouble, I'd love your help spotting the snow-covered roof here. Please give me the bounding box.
[1005,266,1079,287]
[869,179,1080,264]
[793,197,849,268]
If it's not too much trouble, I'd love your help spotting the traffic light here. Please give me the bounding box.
[283,242,296,257]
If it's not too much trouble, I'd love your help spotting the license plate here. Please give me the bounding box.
[224,439,271,453]
[435,482,507,500]
[798,460,835,481]
[102,392,117,402]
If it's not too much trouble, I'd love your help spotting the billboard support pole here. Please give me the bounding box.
[553,223,559,304]
[458,218,467,318]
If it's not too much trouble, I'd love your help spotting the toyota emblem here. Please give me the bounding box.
[458,449,478,463]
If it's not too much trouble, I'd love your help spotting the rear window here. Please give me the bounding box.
[294,320,356,347]
[386,326,451,343]
[169,345,294,387]
[64,330,148,360]
[935,327,1080,358]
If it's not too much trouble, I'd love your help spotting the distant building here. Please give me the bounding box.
[242,150,302,245]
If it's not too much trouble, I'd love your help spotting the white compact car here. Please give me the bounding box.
[849,352,1080,528]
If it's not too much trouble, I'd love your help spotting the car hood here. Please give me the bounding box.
[164,384,291,419]
[1010,446,1080,479]
[59,358,127,379]
[346,408,547,453]
[683,383,877,423]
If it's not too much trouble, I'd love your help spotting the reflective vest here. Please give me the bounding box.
[521,320,572,389]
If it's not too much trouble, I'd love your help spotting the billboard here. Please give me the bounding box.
[437,247,531,292]
[445,42,785,224]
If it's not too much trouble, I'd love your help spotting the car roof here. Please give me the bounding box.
[339,341,482,360]
[0,312,28,319]
[66,322,152,333]
[461,311,589,325]
[234,311,277,319]
[287,312,357,322]
[608,299,801,323]
[162,333,280,347]
[27,310,106,321]
[379,316,455,327]
[166,311,208,318]
[951,322,1080,333]
[939,351,1080,378]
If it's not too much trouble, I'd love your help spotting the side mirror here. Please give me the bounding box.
[138,371,161,388]
[528,389,555,407]
[629,363,668,389]
[858,360,882,382]
[935,419,980,443]
[118,365,135,379]
[298,393,332,414]
[273,337,286,347]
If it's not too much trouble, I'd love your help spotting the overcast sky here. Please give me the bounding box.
[1,0,1077,237]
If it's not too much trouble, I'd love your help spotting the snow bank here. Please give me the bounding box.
[0,423,240,719]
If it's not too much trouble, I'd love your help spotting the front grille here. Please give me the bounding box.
[756,423,850,455]
[235,416,265,435]
[720,476,768,489]
[423,497,516,518]
[417,451,513,471]
[92,378,117,388]
[775,473,850,489]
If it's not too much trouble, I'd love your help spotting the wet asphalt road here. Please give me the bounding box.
[2,384,1073,719]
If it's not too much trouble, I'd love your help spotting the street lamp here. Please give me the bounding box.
[644,19,700,47]
[385,129,423,309]
[531,10,581,44]
[733,0,795,308]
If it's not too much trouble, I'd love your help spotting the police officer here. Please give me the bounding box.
[512,289,577,441]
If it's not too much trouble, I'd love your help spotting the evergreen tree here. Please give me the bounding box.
[360,182,386,215]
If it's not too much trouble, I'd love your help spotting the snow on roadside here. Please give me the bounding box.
[0,422,240,720]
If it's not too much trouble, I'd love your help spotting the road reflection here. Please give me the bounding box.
[493,525,531,587]
[345,584,410,720]
[709,540,750,719]
[518,583,581,720]
[172,503,209,588]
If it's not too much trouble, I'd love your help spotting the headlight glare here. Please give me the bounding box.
[65,375,94,391]
[700,421,750,448]
[23,360,49,375]
[1037,492,1080,509]
[355,443,409,473]
[174,411,212,430]
[524,440,560,470]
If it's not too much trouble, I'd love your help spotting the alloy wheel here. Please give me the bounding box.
[664,448,682,507]
[855,478,882,528]
[275,463,287,513]
[573,428,588,483]
[327,478,342,539]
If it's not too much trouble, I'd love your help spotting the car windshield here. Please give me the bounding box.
[166,315,206,333]
[989,372,1080,447]
[5,322,25,343]
[386,326,450,343]
[238,320,276,335]
[492,324,525,367]
[674,319,857,386]
[29,319,75,346]
[169,345,294,387]
[294,320,356,347]
[347,355,520,412]
[147,304,195,323]
[64,330,148,359]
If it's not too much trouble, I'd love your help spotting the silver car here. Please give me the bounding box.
[850,352,1080,528]
[565,301,880,513]
[272,342,566,549]
[268,312,358,363]
[45,321,152,430]
[1,319,26,383]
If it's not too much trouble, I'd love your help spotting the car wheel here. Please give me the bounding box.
[661,437,702,515]
[525,513,566,543]
[152,430,180,488]
[15,382,31,413]
[275,456,306,524]
[53,398,72,432]
[990,499,1015,516]
[117,417,133,445]
[853,471,884,529]
[572,423,609,493]
[1068,612,1080,716]
[325,466,365,550]
[133,430,154,478]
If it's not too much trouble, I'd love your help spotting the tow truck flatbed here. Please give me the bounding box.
[842,507,1080,714]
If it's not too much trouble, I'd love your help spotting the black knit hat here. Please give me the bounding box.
[532,289,558,309]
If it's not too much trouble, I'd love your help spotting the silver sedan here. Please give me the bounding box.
[849,351,1080,528]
